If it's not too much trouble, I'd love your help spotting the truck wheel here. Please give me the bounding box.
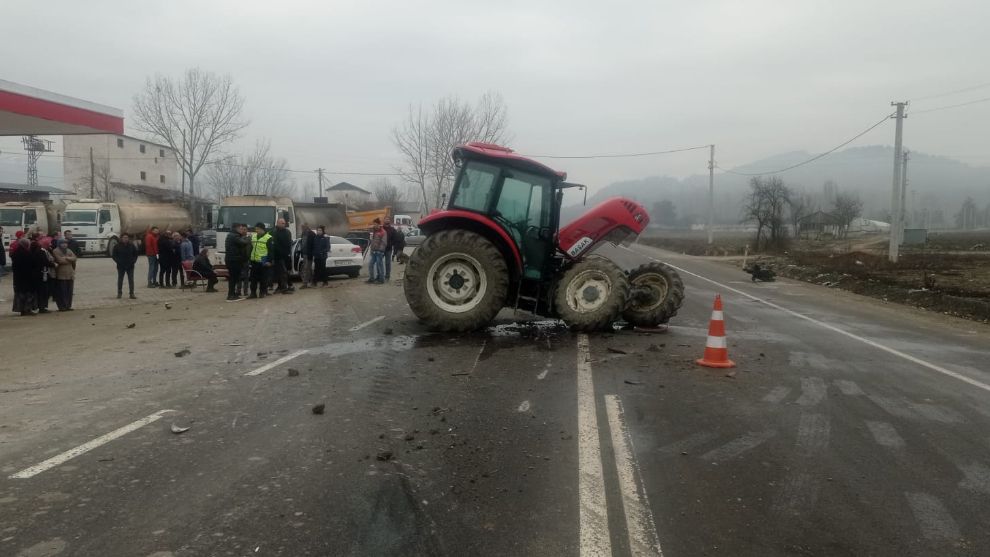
[404,230,508,332]
[106,238,118,258]
[555,258,629,331]
[622,262,685,326]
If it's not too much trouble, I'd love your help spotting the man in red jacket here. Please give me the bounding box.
[144,226,160,288]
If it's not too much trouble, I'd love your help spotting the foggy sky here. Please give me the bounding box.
[2,0,989,193]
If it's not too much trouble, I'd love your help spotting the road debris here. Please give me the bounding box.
[312,403,326,415]
[170,424,190,434]
[126,323,136,329]
[376,450,394,461]
[607,346,628,354]
[174,349,190,358]
[646,344,663,352]
[383,328,394,335]
[164,303,172,310]
[624,379,644,386]
[287,368,300,377]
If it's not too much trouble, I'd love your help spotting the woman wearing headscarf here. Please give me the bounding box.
[11,238,37,316]
[51,238,77,311]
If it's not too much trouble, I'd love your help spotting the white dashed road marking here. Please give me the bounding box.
[905,492,961,540]
[605,395,663,556]
[762,386,791,404]
[700,430,776,462]
[348,315,385,332]
[865,421,906,449]
[628,247,990,395]
[795,377,827,406]
[10,410,176,479]
[834,379,864,396]
[796,413,831,455]
[576,334,612,556]
[244,349,308,376]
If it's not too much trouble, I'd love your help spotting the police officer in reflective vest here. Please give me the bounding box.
[248,222,274,299]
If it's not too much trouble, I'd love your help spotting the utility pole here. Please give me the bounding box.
[888,102,907,263]
[707,144,715,245]
[317,168,325,200]
[89,146,95,198]
[899,150,909,243]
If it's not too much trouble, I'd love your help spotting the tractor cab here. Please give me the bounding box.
[407,142,685,332]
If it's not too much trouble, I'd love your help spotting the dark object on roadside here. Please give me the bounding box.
[312,403,326,415]
[383,327,394,335]
[606,346,628,354]
[126,323,136,329]
[165,303,173,310]
[170,424,190,434]
[376,450,393,461]
[174,349,190,358]
[624,379,643,385]
[89,314,95,319]
[646,344,662,352]
[288,368,300,377]
[744,263,776,282]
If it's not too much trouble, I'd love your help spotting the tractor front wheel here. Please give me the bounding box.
[622,262,685,326]
[555,258,629,331]
[403,229,508,332]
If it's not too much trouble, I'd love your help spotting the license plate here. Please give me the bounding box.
[334,260,350,266]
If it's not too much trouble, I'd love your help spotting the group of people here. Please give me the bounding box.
[7,227,81,316]
[223,219,332,301]
[142,227,201,290]
[367,218,406,284]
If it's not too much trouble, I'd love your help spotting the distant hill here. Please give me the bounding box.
[562,146,990,226]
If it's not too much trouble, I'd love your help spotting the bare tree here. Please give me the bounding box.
[743,176,791,250]
[392,92,511,211]
[370,177,405,208]
[787,191,814,237]
[832,192,863,237]
[132,68,248,215]
[93,160,114,201]
[207,140,295,200]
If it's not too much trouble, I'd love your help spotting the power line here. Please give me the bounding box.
[909,95,990,115]
[525,144,710,159]
[912,81,990,102]
[717,112,895,177]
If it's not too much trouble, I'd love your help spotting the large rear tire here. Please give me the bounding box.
[403,229,508,332]
[622,262,685,326]
[555,258,629,331]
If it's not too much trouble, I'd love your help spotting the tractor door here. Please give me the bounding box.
[494,170,553,280]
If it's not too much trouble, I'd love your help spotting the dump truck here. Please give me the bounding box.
[214,195,347,266]
[60,200,192,257]
[1,201,62,252]
[404,142,685,332]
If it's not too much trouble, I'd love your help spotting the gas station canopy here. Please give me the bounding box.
[0,79,123,136]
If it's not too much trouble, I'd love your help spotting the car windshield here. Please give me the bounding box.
[62,210,97,225]
[216,206,275,231]
[0,209,23,227]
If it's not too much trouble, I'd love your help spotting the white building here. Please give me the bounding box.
[63,134,180,197]
[325,181,372,208]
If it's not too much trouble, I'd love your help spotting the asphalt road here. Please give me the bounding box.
[1,244,989,556]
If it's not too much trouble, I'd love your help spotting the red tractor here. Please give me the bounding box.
[403,142,684,332]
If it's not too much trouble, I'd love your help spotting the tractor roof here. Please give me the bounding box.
[453,142,566,181]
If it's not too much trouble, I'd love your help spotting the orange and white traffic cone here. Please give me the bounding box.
[696,294,735,368]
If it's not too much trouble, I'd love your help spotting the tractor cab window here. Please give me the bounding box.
[450,161,500,213]
[495,170,553,279]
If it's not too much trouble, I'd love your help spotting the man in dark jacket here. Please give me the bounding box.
[224,223,252,301]
[271,218,294,294]
[298,223,316,289]
[112,233,140,299]
[313,226,330,287]
[382,219,405,281]
[157,230,173,287]
[193,248,219,292]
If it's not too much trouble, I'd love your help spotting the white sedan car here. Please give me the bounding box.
[292,236,364,279]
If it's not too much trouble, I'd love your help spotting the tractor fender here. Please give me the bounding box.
[418,211,523,275]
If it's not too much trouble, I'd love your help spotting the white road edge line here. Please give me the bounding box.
[349,315,385,332]
[605,395,664,556]
[576,334,613,556]
[10,409,176,479]
[626,246,990,394]
[244,349,309,376]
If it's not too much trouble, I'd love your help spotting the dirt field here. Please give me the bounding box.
[640,229,990,323]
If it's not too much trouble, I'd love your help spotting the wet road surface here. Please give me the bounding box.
[1,244,989,556]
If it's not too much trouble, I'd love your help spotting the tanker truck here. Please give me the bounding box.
[214,195,347,267]
[61,199,193,257]
[1,201,62,253]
